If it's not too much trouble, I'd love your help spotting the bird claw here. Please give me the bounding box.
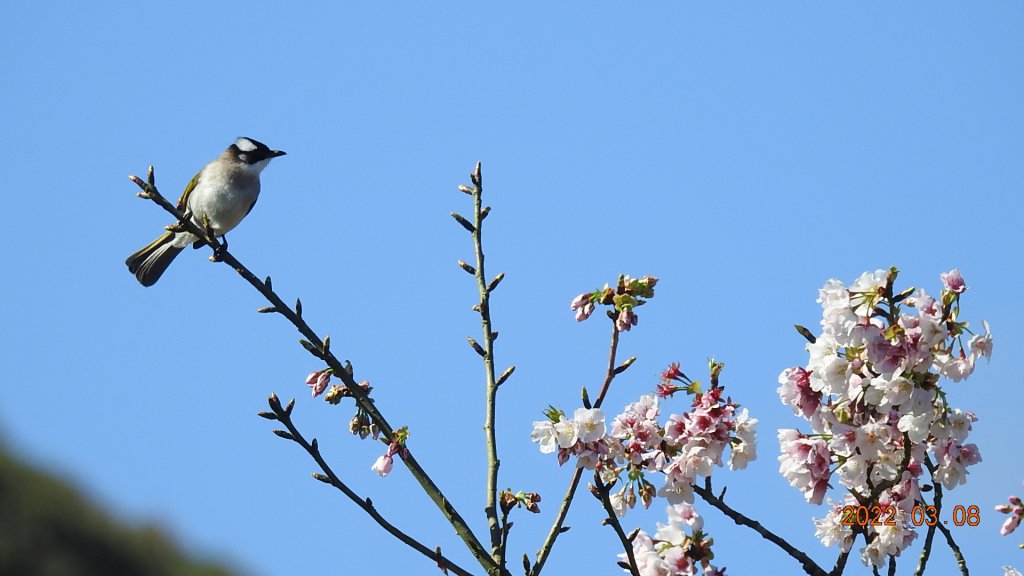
[209,237,228,262]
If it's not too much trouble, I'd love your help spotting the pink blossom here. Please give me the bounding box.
[661,362,685,382]
[371,454,394,477]
[939,352,975,382]
[969,320,993,364]
[940,268,967,294]
[932,439,982,489]
[667,501,704,531]
[661,547,693,574]
[656,382,684,398]
[777,367,821,418]
[778,429,832,504]
[913,290,940,317]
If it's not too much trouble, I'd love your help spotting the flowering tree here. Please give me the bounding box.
[129,163,998,575]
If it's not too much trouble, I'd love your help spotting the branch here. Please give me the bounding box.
[936,521,968,575]
[829,547,852,576]
[130,169,499,575]
[457,163,506,567]
[262,395,475,576]
[530,320,621,576]
[693,478,828,576]
[592,475,640,576]
[918,456,969,576]
[529,468,582,576]
[498,507,512,574]
[914,509,937,576]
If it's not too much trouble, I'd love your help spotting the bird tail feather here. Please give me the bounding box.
[125,232,184,287]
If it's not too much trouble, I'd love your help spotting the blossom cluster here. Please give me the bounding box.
[532,383,756,506]
[571,274,658,332]
[620,502,724,576]
[532,362,755,575]
[778,268,992,568]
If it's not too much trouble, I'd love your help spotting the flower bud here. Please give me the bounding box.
[615,308,637,332]
[500,490,517,515]
[306,369,331,398]
[524,491,541,513]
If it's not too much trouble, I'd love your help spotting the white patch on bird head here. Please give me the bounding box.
[234,137,258,152]
[244,157,273,175]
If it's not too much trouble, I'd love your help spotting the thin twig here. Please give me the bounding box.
[265,395,475,576]
[530,320,621,576]
[461,163,505,568]
[530,468,582,576]
[593,324,621,410]
[914,512,937,576]
[130,170,499,575]
[920,456,969,576]
[593,475,640,576]
[693,478,828,576]
[915,457,942,576]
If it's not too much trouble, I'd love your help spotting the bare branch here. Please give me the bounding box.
[130,170,498,575]
[265,395,476,576]
[693,479,828,576]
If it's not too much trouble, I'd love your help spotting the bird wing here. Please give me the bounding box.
[175,170,203,212]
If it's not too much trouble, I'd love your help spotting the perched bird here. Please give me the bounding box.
[126,137,286,286]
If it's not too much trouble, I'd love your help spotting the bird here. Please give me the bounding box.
[126,137,286,286]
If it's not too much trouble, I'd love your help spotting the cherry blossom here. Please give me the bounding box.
[777,268,992,568]
[371,454,393,477]
[940,268,967,293]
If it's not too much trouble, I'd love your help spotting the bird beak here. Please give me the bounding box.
[271,150,287,157]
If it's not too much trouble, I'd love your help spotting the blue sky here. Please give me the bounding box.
[2,2,1022,574]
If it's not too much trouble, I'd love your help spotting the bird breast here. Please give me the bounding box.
[186,166,261,236]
